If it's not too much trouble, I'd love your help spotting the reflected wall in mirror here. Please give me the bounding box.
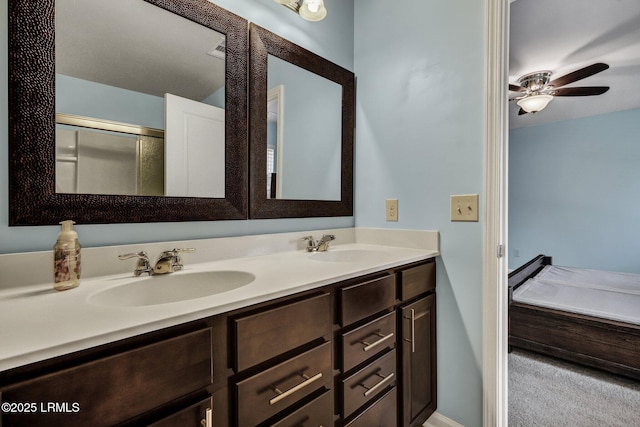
[8,0,248,225]
[249,23,355,219]
[266,56,342,201]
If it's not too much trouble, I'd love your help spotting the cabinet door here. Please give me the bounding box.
[401,294,436,427]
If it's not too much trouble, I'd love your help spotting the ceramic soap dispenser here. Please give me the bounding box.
[53,220,82,291]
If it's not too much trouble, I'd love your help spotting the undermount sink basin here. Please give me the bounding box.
[309,249,390,263]
[88,270,255,307]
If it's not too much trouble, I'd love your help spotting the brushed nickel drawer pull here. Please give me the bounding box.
[200,408,212,427]
[403,309,416,353]
[359,372,395,397]
[360,332,394,352]
[269,372,323,405]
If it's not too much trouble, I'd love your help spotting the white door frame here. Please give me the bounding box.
[483,0,510,425]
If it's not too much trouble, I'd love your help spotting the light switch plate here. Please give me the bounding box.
[450,194,479,222]
[386,199,398,221]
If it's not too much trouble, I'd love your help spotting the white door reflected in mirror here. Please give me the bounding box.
[165,94,225,198]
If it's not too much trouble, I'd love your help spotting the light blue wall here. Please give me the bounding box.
[509,108,640,274]
[3,0,487,424]
[0,0,354,254]
[354,1,484,426]
[268,56,342,200]
[57,75,166,129]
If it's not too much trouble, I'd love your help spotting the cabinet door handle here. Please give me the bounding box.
[360,332,394,352]
[200,408,212,427]
[269,372,323,405]
[403,309,416,353]
[359,372,395,397]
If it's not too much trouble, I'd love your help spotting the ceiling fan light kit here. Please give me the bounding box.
[517,94,554,113]
[509,63,610,115]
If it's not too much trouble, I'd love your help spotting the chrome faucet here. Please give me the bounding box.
[118,251,153,276]
[119,248,195,276]
[152,248,195,274]
[302,234,335,252]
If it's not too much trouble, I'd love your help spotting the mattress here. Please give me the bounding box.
[512,265,640,326]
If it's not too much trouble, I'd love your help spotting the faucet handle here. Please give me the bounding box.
[302,236,317,252]
[156,248,196,273]
[118,251,152,276]
[173,248,196,254]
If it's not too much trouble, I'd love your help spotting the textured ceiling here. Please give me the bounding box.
[509,0,640,128]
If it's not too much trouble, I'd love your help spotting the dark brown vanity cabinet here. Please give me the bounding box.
[0,258,436,427]
[0,329,214,427]
[231,293,333,426]
[399,262,437,427]
[337,274,398,425]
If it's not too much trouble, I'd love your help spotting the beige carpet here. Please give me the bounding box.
[509,349,640,426]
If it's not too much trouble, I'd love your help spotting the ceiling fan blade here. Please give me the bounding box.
[553,86,610,96]
[548,63,609,88]
[509,84,526,92]
[518,108,528,115]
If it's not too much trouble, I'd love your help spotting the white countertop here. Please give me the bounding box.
[0,228,438,372]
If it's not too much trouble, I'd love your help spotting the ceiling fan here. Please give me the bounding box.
[509,63,610,115]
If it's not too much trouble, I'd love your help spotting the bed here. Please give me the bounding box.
[508,255,640,380]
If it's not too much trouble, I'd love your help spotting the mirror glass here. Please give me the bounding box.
[55,0,226,198]
[266,55,342,201]
[8,0,248,225]
[248,23,355,219]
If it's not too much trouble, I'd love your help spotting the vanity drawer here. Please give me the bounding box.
[235,341,332,427]
[344,387,397,427]
[399,261,436,301]
[340,349,396,418]
[148,396,213,427]
[270,389,333,427]
[234,293,331,371]
[0,329,212,427]
[339,275,396,327]
[341,311,396,373]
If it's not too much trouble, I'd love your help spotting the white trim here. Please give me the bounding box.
[424,411,465,427]
[267,84,285,197]
[483,0,510,426]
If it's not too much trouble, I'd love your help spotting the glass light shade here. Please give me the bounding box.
[299,0,327,21]
[517,94,553,113]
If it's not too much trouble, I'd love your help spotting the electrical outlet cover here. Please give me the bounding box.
[386,199,398,221]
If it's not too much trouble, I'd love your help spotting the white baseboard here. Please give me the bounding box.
[424,412,465,427]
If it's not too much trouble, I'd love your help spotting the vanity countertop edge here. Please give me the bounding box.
[0,227,439,373]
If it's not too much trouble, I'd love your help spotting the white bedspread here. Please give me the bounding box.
[512,265,640,325]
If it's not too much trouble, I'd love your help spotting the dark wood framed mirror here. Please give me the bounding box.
[8,0,248,225]
[248,23,355,219]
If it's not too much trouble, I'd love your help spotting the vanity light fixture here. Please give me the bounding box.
[273,0,327,21]
[516,93,553,113]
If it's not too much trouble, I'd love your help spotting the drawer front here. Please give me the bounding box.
[400,261,435,301]
[270,390,333,427]
[148,396,213,427]
[339,275,396,327]
[236,342,332,427]
[340,349,396,418]
[0,329,212,427]
[341,311,396,373]
[234,293,331,371]
[345,387,397,427]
